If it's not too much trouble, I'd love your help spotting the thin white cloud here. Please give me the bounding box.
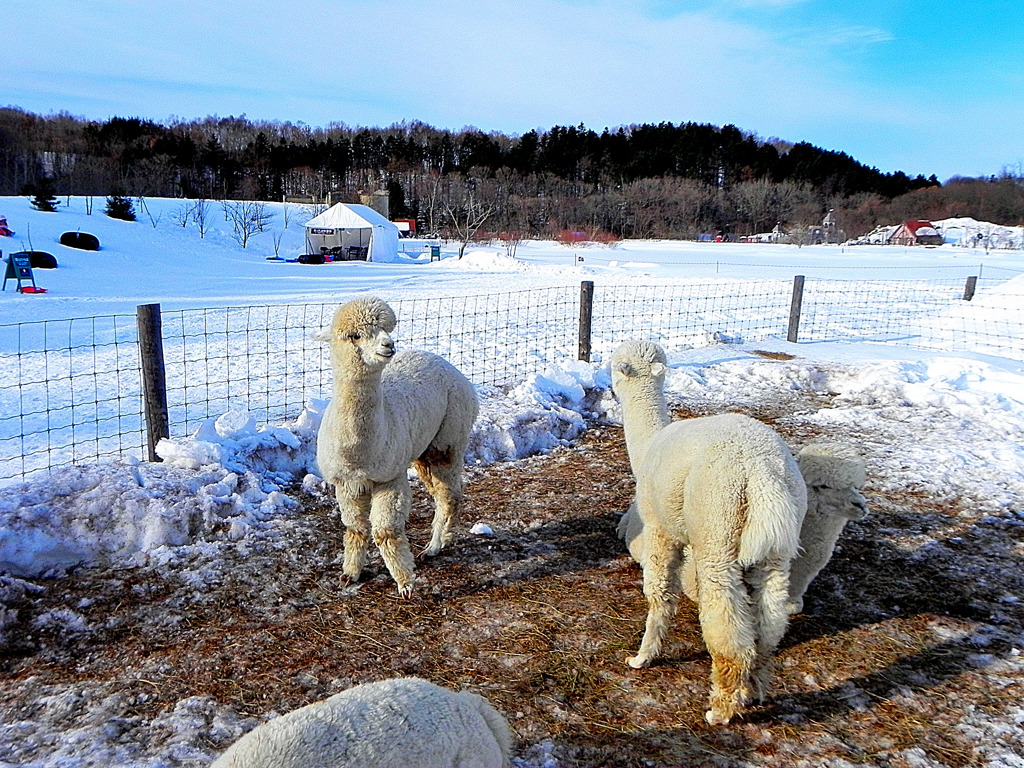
[3,0,1020,177]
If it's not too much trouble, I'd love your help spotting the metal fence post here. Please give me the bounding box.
[137,303,169,462]
[787,275,805,343]
[578,280,594,361]
[963,275,978,301]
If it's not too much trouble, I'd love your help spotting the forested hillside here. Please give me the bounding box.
[2,107,1021,239]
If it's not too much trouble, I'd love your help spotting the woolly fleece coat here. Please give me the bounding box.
[210,677,512,768]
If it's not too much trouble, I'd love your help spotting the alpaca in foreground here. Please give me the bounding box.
[210,676,513,768]
[610,340,807,725]
[316,296,478,596]
[618,442,869,615]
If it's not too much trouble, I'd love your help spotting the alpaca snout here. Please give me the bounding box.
[378,338,396,358]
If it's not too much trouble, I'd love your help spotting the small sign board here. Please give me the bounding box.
[430,245,441,261]
[3,251,37,292]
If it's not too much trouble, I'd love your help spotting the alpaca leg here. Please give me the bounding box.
[369,476,416,596]
[696,559,757,725]
[747,557,792,703]
[681,545,699,604]
[413,455,464,557]
[337,487,371,583]
[627,532,682,668]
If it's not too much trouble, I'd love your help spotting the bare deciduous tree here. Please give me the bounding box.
[191,199,211,238]
[171,202,191,228]
[226,200,273,248]
[444,178,496,259]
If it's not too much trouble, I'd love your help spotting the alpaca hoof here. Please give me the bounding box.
[626,655,650,669]
[417,543,442,559]
[705,709,731,726]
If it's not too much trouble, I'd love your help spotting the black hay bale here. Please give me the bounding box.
[21,250,58,269]
[297,253,326,264]
[60,231,100,250]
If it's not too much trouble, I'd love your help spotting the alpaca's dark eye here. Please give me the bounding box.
[348,332,362,341]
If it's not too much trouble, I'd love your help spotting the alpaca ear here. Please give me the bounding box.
[651,362,667,377]
[314,328,332,343]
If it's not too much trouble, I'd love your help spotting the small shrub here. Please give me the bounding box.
[589,229,621,245]
[555,229,588,245]
[28,178,59,212]
[105,194,136,221]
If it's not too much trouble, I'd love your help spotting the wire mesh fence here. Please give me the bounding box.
[798,276,1023,359]
[0,315,146,481]
[588,280,794,361]
[1,275,1021,485]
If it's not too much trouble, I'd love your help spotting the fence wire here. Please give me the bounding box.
[799,277,1024,360]
[588,280,793,360]
[0,315,145,481]
[1,276,1021,485]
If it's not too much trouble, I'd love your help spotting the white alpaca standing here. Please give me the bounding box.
[787,443,868,615]
[316,296,478,596]
[618,443,869,615]
[210,676,513,768]
[610,340,807,725]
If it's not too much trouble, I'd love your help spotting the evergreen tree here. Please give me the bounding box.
[105,192,136,221]
[29,176,59,212]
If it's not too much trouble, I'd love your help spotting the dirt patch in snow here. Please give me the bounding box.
[2,404,1023,767]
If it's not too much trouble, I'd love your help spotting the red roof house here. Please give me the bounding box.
[889,220,944,246]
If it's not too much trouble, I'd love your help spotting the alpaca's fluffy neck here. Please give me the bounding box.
[331,361,388,458]
[619,380,671,473]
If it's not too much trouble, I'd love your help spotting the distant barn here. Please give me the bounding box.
[889,220,944,246]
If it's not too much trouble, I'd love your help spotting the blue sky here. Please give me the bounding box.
[4,0,1022,181]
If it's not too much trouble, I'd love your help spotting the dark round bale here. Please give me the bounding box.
[59,231,101,250]
[23,251,58,269]
[297,254,326,264]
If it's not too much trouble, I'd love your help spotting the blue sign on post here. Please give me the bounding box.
[3,251,37,292]
[430,245,441,261]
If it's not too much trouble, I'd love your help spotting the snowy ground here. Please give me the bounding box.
[1,197,1023,766]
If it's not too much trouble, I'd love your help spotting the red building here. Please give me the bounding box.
[889,220,944,246]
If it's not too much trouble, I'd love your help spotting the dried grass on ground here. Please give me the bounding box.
[2,401,1023,767]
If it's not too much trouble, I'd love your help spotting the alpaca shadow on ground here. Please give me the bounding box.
[759,508,1023,725]
[408,508,628,598]
[781,510,1017,646]
[573,510,1024,766]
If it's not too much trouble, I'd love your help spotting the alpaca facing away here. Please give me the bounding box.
[316,297,478,596]
[611,340,807,725]
[618,442,869,615]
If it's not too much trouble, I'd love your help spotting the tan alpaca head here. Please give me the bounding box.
[610,340,668,396]
[324,296,398,371]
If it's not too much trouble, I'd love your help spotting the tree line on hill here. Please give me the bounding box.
[1,107,1021,240]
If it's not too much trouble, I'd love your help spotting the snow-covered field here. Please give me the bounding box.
[1,196,1023,767]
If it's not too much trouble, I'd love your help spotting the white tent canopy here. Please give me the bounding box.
[303,203,399,263]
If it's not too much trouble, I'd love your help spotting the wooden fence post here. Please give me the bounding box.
[787,275,805,343]
[137,303,169,462]
[963,275,978,301]
[578,280,594,361]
